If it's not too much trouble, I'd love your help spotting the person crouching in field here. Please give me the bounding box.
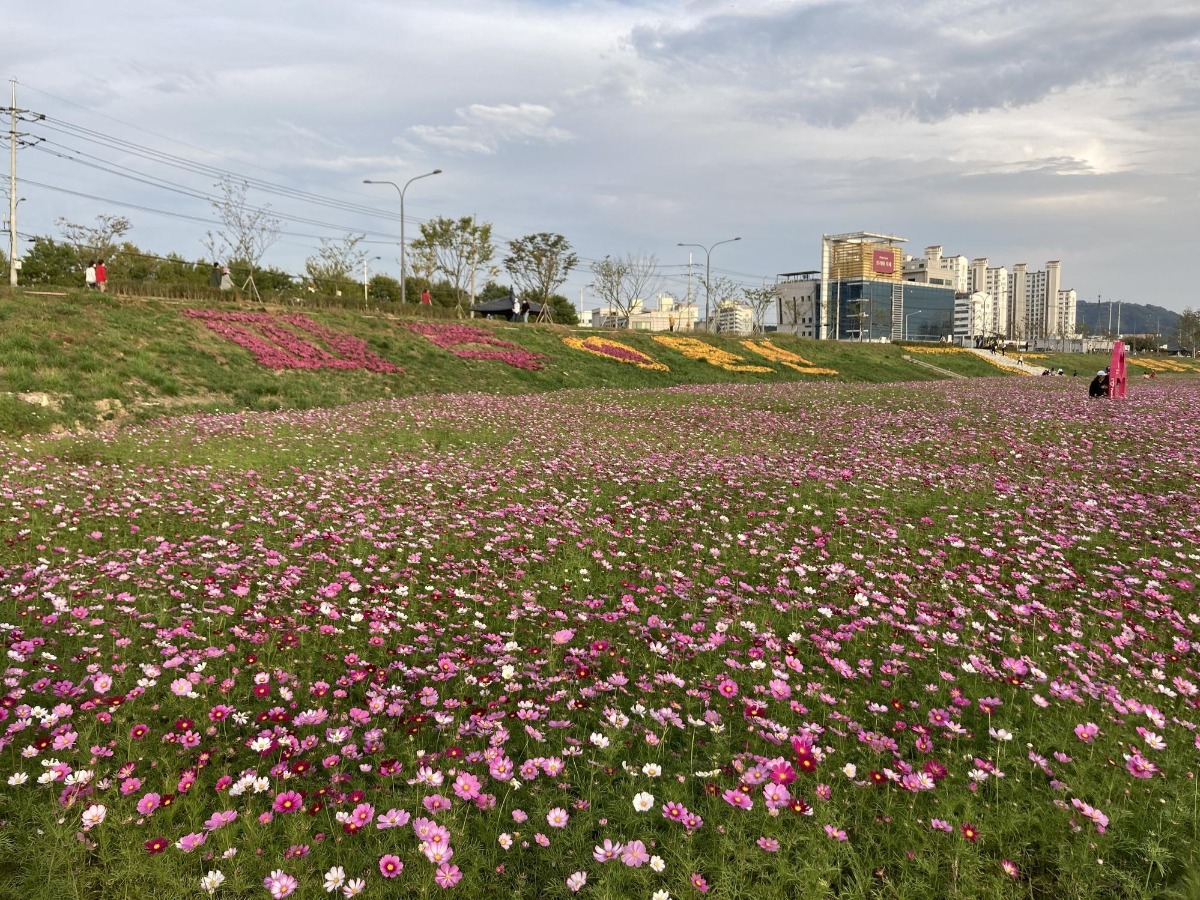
[1089,368,1110,398]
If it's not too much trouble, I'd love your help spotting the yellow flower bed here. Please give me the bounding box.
[906,346,967,355]
[651,336,774,373]
[562,336,670,371]
[1131,357,1199,373]
[739,340,838,375]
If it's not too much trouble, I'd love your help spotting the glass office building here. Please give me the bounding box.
[827,280,957,342]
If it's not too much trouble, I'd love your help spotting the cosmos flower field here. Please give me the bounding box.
[1,376,1198,899]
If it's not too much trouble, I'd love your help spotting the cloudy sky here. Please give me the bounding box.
[7,0,1200,313]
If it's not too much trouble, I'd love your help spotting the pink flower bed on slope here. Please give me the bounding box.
[406,322,546,371]
[184,310,403,373]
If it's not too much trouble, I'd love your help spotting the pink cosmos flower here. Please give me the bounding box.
[379,855,403,878]
[204,810,237,831]
[1074,723,1100,743]
[176,832,207,853]
[621,840,650,867]
[546,807,569,828]
[824,825,848,841]
[350,802,375,826]
[434,863,462,889]
[722,789,753,810]
[376,808,411,829]
[1125,751,1158,779]
[593,839,623,862]
[263,869,298,899]
[566,871,587,892]
[690,873,711,892]
[757,837,781,852]
[273,790,304,814]
[423,794,452,813]
[452,773,481,801]
[1071,798,1109,833]
[1001,859,1020,879]
[136,792,161,816]
[662,801,688,821]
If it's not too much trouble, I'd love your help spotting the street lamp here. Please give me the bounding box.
[677,237,741,333]
[904,309,924,342]
[364,169,442,305]
[363,255,381,304]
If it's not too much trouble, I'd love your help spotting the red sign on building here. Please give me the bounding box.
[872,249,895,274]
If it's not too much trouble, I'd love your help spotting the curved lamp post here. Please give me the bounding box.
[364,169,442,305]
[677,237,741,333]
[905,309,925,341]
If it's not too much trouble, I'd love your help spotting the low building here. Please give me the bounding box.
[590,295,697,331]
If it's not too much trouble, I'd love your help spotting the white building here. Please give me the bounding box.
[713,300,754,335]
[969,258,1010,339]
[954,291,1003,339]
[590,294,697,331]
[1054,288,1078,339]
[904,246,970,293]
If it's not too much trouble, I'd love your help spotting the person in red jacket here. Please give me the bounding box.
[95,259,108,293]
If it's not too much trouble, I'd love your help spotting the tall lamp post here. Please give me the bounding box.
[362,255,381,304]
[904,309,924,342]
[677,237,741,333]
[364,169,442,305]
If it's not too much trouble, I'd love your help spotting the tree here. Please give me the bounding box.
[742,285,778,335]
[201,177,282,292]
[304,233,367,297]
[503,233,578,307]
[1177,307,1200,357]
[56,214,132,269]
[19,237,79,285]
[545,293,579,326]
[588,253,663,327]
[410,217,495,316]
[369,274,401,304]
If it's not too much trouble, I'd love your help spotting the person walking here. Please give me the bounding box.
[95,260,108,293]
[219,266,234,291]
[84,261,97,291]
[209,262,222,289]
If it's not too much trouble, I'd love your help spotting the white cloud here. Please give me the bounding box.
[409,103,574,154]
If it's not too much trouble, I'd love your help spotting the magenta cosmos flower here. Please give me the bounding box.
[379,854,403,878]
[263,870,297,899]
[272,790,304,814]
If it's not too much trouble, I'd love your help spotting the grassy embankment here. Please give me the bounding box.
[2,288,1195,436]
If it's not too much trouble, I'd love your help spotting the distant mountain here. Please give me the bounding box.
[1075,301,1179,337]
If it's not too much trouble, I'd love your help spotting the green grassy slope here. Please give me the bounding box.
[2,288,1190,436]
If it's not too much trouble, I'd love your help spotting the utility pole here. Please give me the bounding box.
[3,80,43,287]
[7,79,18,287]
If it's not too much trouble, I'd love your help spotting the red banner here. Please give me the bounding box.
[872,250,894,274]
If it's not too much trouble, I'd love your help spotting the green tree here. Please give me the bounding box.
[503,233,578,307]
[545,293,579,326]
[742,285,777,335]
[369,274,401,304]
[410,217,495,315]
[20,237,80,285]
[305,233,367,297]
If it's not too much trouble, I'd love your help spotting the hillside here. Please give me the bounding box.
[1075,299,1180,337]
[0,289,1193,437]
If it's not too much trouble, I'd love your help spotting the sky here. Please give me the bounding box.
[6,0,1200,314]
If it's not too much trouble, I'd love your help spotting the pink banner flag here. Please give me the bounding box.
[1109,341,1127,398]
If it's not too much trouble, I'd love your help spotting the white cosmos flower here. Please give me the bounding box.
[632,792,655,812]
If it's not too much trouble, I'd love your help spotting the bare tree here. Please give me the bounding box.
[304,233,367,295]
[201,177,282,288]
[503,232,578,306]
[409,216,495,315]
[56,214,132,267]
[588,253,663,327]
[742,285,778,335]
